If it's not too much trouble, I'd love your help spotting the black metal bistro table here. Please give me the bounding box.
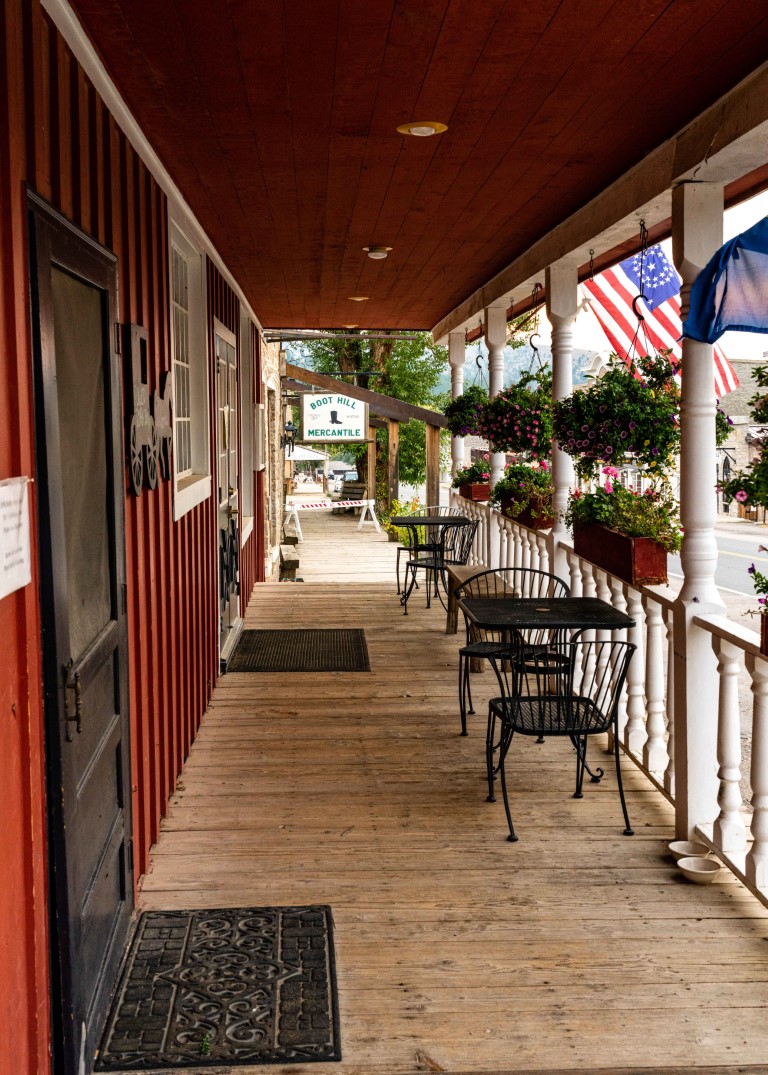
[390,514,474,614]
[457,596,635,635]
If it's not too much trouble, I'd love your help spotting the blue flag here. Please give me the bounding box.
[620,245,680,311]
[683,216,768,344]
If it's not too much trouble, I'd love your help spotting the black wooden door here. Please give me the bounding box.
[28,195,133,1075]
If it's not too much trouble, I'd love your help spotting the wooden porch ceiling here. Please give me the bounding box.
[65,0,768,331]
[141,509,768,1074]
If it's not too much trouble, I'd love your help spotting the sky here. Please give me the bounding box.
[536,190,768,361]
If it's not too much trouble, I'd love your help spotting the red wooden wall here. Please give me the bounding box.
[0,4,262,1071]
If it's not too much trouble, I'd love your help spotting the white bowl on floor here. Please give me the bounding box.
[668,840,711,862]
[678,855,721,884]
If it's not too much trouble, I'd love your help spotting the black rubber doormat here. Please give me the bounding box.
[95,906,341,1070]
[228,628,370,672]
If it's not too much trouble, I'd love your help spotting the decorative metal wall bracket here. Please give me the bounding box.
[122,324,173,495]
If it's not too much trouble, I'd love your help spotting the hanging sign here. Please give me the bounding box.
[301,393,368,442]
[0,477,32,601]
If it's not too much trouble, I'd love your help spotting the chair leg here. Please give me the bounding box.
[497,725,518,842]
[396,547,402,595]
[613,722,634,836]
[401,563,417,615]
[570,733,604,797]
[458,654,469,735]
[465,655,475,716]
[485,705,497,802]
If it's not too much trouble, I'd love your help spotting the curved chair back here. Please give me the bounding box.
[441,518,480,567]
[455,567,569,649]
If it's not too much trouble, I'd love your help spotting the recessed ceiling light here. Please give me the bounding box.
[363,245,392,260]
[396,121,448,137]
[343,324,358,329]
[348,296,369,302]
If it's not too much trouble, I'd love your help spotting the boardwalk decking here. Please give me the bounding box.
[139,508,768,1074]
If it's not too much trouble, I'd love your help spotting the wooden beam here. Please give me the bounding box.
[425,424,440,508]
[284,362,447,428]
[387,420,399,511]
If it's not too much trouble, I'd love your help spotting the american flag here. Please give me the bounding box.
[583,244,739,397]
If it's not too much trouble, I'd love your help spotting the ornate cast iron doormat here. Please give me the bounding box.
[95,906,341,1070]
[227,629,370,673]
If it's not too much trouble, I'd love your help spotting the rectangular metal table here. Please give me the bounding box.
[458,596,635,633]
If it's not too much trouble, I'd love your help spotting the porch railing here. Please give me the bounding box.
[450,491,768,907]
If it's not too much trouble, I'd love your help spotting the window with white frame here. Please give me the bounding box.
[170,223,210,519]
[239,311,254,529]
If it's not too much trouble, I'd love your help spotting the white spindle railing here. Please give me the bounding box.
[693,614,768,899]
[448,492,768,906]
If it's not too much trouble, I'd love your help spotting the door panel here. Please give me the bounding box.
[29,195,132,1075]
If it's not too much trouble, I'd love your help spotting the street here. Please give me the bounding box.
[666,518,765,614]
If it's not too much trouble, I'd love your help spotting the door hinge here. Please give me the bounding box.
[115,323,121,354]
[122,582,128,615]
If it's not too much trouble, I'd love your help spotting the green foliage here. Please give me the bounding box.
[564,477,682,552]
[716,405,733,448]
[300,331,447,486]
[443,385,488,436]
[452,458,491,487]
[720,364,768,509]
[475,369,553,458]
[489,461,553,518]
[553,352,680,480]
[383,496,422,541]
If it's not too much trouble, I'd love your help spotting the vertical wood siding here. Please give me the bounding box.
[0,5,250,1069]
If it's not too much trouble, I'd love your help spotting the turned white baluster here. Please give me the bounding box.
[664,605,676,797]
[622,586,646,756]
[537,533,550,574]
[711,637,747,853]
[746,654,768,889]
[520,527,532,572]
[643,596,668,776]
[567,550,583,597]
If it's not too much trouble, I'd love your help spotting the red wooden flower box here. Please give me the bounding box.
[498,496,554,529]
[573,524,668,586]
[458,482,490,501]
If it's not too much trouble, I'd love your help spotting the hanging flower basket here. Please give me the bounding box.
[443,385,488,437]
[573,524,668,586]
[458,482,491,501]
[475,369,552,458]
[552,352,680,480]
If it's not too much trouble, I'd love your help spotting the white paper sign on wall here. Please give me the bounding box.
[0,477,32,601]
[301,393,368,442]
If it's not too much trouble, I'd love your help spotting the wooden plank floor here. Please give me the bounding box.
[138,509,768,1074]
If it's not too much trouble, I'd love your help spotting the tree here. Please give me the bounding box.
[299,331,448,490]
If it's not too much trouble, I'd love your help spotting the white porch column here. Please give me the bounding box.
[448,330,466,477]
[672,181,726,839]
[485,305,507,489]
[545,260,578,582]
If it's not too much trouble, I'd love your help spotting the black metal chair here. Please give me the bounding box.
[401,518,479,615]
[395,505,462,595]
[454,568,570,736]
[486,634,636,842]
